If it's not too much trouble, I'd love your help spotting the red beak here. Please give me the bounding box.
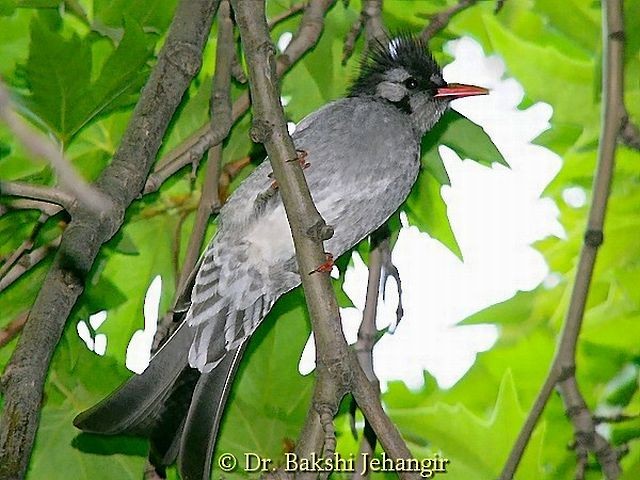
[434,83,489,99]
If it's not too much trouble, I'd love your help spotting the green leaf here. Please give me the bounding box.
[22,17,153,144]
[460,286,563,328]
[425,109,508,168]
[92,212,179,360]
[388,372,545,479]
[0,9,33,75]
[470,13,596,126]
[30,406,146,480]
[403,170,461,259]
[17,0,61,7]
[27,332,147,480]
[93,0,178,40]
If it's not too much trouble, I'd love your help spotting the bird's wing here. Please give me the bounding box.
[184,98,419,373]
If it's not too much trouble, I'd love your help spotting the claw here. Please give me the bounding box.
[267,171,278,190]
[309,252,334,275]
[287,149,310,169]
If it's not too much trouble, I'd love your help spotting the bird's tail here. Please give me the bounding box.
[74,320,249,480]
[73,320,195,437]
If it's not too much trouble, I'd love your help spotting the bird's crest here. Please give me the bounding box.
[347,33,443,97]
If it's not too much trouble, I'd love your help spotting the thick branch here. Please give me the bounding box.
[231,1,416,478]
[0,1,220,478]
[500,1,624,478]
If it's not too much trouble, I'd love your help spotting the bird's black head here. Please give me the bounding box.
[348,34,488,134]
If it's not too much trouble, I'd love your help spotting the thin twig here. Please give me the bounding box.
[342,16,363,65]
[0,213,50,280]
[0,1,221,477]
[0,236,62,293]
[267,1,307,29]
[219,155,251,202]
[620,111,640,150]
[419,0,477,42]
[0,199,63,216]
[342,0,386,65]
[230,50,247,84]
[63,0,91,25]
[0,313,29,349]
[499,0,625,478]
[0,181,74,211]
[353,237,384,480]
[176,0,234,294]
[0,83,110,214]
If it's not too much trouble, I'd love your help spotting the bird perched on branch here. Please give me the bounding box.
[74,34,488,480]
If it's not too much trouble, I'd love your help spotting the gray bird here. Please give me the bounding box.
[74,34,488,480]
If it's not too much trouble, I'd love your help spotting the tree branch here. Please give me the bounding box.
[620,111,640,150]
[267,1,307,29]
[353,237,384,480]
[0,83,110,215]
[0,181,74,211]
[176,0,234,294]
[419,0,477,42]
[0,213,52,281]
[342,0,387,65]
[231,2,417,478]
[0,237,62,294]
[0,1,220,477]
[0,199,63,216]
[500,0,625,478]
[0,313,29,350]
[145,0,336,195]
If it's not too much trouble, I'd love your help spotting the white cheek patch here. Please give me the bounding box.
[376,81,407,102]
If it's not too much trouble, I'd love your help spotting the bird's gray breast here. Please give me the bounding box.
[293,97,420,256]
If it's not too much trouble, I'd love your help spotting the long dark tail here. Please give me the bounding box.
[73,321,194,435]
[178,342,247,480]
[74,322,248,480]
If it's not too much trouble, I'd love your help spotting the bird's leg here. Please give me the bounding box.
[309,252,334,275]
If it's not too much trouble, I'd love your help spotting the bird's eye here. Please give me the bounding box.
[404,78,418,89]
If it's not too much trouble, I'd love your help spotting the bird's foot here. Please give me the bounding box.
[287,149,310,169]
[267,171,279,190]
[309,252,334,275]
[268,150,309,188]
